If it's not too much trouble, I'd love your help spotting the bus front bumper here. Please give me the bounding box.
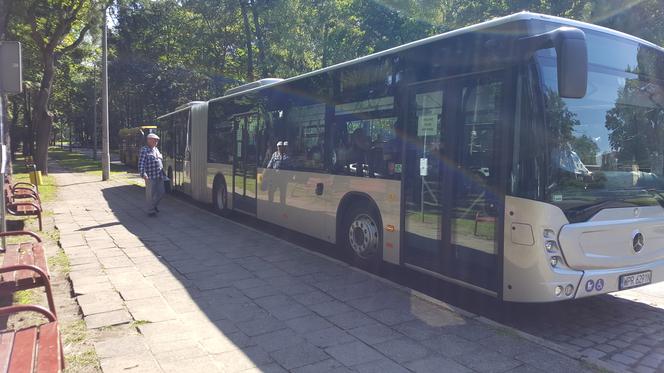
[575,258,664,298]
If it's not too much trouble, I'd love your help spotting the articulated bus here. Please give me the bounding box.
[157,12,664,302]
[156,101,207,195]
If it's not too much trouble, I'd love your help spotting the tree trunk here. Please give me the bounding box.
[23,89,31,156]
[322,22,330,68]
[249,0,268,78]
[33,52,57,175]
[240,0,254,82]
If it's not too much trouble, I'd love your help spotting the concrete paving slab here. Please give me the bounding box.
[100,354,163,373]
[405,356,473,373]
[126,296,177,322]
[77,290,125,316]
[159,355,222,373]
[93,335,150,359]
[325,341,384,366]
[85,309,132,329]
[213,346,273,372]
[269,342,330,370]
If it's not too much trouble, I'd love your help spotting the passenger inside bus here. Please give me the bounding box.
[351,128,371,176]
[331,119,401,179]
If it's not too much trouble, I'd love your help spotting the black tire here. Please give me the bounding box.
[213,180,229,216]
[341,203,382,269]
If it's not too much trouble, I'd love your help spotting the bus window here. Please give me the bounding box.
[450,77,503,254]
[284,103,326,170]
[207,102,234,164]
[332,116,400,179]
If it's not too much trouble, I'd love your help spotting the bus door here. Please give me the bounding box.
[233,113,259,215]
[403,72,506,296]
[173,120,186,192]
[182,114,192,195]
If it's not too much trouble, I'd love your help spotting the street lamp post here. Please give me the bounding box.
[101,6,110,180]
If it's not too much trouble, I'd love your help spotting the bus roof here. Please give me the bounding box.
[210,11,664,104]
[157,101,206,120]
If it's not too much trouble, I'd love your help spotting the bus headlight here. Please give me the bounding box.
[544,229,556,239]
[554,286,563,296]
[550,256,561,267]
[545,240,558,253]
[565,284,574,296]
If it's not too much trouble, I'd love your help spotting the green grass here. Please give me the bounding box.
[13,289,40,305]
[10,155,57,203]
[63,319,87,345]
[131,320,152,327]
[62,313,102,371]
[48,148,130,176]
[66,348,100,371]
[48,248,71,276]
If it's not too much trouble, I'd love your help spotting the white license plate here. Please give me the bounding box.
[619,271,652,290]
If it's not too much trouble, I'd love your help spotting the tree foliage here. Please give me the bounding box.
[3,0,664,165]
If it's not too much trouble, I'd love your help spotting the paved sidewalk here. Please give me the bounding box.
[52,170,599,373]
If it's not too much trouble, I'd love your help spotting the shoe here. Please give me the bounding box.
[148,212,157,217]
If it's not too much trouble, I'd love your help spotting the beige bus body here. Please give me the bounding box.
[504,196,664,302]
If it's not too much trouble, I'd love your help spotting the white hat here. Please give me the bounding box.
[147,133,160,140]
[283,141,288,146]
[277,141,283,146]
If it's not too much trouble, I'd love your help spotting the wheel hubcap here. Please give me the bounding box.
[348,214,379,259]
[217,187,226,210]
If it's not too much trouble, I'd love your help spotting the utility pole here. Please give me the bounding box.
[0,41,22,247]
[101,7,110,180]
[92,63,97,160]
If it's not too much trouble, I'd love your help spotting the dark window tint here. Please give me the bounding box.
[207,102,234,164]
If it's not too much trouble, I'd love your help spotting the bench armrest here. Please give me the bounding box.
[12,182,37,189]
[12,186,38,194]
[0,305,56,322]
[0,264,49,279]
[0,231,42,242]
[8,201,42,211]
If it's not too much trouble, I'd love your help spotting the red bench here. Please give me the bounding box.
[0,305,63,372]
[4,178,39,202]
[4,186,42,231]
[0,232,55,315]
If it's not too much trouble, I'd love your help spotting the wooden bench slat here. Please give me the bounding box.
[0,332,15,373]
[15,206,38,214]
[1,245,20,284]
[31,245,47,283]
[8,328,36,373]
[17,245,37,285]
[36,322,60,373]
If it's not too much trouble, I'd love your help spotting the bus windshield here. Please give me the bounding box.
[535,38,664,222]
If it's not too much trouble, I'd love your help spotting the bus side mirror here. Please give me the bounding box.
[520,27,587,99]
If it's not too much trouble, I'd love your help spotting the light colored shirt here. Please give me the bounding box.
[266,151,290,169]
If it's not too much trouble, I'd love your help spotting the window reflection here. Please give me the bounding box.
[536,53,664,222]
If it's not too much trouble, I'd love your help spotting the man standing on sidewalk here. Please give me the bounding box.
[138,133,165,217]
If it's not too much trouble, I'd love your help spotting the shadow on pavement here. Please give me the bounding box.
[87,183,568,372]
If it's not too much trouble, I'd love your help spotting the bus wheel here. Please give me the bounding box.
[343,205,381,267]
[213,182,229,215]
